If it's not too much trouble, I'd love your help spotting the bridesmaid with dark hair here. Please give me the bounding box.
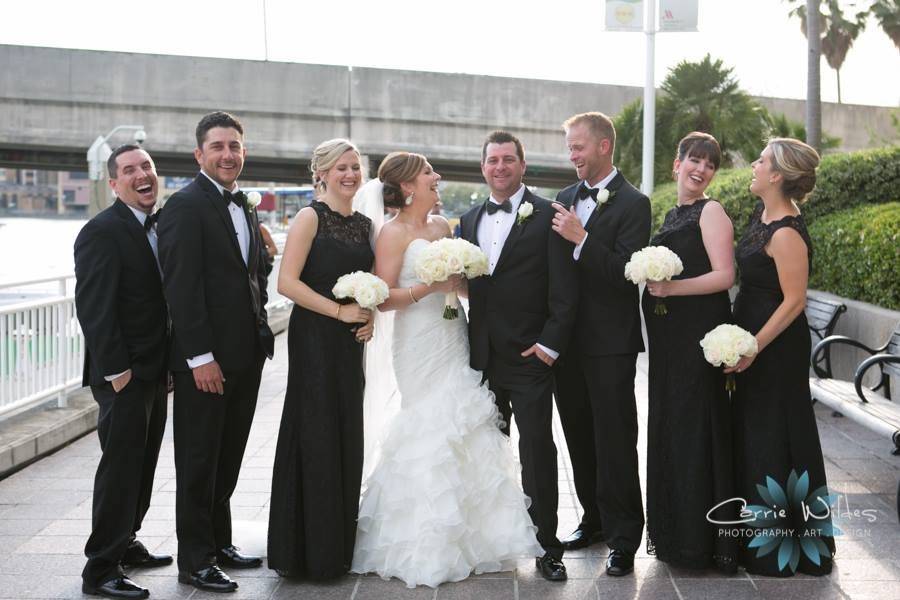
[642,132,738,573]
[267,138,375,580]
[728,138,835,576]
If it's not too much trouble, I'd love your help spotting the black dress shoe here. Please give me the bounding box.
[82,576,149,599]
[178,565,238,593]
[217,545,263,569]
[535,553,568,581]
[121,541,173,569]
[606,549,635,576]
[561,524,605,550]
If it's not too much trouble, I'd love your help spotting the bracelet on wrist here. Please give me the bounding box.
[408,287,418,304]
[335,303,342,319]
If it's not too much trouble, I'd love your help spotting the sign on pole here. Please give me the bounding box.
[659,0,698,32]
[605,0,644,32]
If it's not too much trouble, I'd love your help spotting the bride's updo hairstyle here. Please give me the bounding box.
[309,138,359,196]
[768,137,820,204]
[378,151,427,209]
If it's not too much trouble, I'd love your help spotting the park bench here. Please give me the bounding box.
[806,297,847,377]
[809,327,900,520]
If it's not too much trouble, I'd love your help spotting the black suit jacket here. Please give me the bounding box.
[157,174,274,373]
[74,199,168,387]
[461,189,578,375]
[555,172,651,357]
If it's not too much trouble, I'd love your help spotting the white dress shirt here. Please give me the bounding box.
[186,172,252,369]
[475,184,558,360]
[573,167,618,261]
[105,204,161,382]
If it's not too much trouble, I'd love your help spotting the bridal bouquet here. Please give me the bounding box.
[332,271,389,310]
[415,238,489,319]
[624,246,683,315]
[699,324,758,391]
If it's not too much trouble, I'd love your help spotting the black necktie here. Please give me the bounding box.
[143,211,159,232]
[486,200,512,215]
[224,190,247,209]
[575,185,599,203]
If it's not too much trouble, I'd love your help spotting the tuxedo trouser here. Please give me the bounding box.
[173,357,264,573]
[487,365,563,559]
[555,353,644,554]
[83,377,167,586]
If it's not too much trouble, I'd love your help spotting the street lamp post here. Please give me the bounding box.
[86,125,147,216]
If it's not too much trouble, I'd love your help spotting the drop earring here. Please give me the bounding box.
[405,192,414,206]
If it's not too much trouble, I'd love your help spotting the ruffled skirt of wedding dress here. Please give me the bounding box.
[351,297,541,588]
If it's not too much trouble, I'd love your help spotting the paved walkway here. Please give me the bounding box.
[0,333,898,599]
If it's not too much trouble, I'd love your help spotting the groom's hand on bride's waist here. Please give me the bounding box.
[522,344,555,367]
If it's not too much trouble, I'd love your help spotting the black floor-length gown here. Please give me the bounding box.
[268,201,373,579]
[732,202,835,577]
[641,199,738,570]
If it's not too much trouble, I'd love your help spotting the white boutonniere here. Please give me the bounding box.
[516,201,534,225]
[594,188,615,212]
[246,191,262,209]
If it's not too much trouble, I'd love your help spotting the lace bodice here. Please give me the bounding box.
[299,201,373,299]
[736,202,812,263]
[311,200,371,246]
[653,198,707,242]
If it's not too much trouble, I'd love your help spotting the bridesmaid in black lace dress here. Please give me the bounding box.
[729,138,835,576]
[268,139,375,579]
[642,133,738,572]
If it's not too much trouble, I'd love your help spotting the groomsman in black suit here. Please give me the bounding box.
[158,111,274,593]
[551,112,651,576]
[75,145,171,599]
[461,131,578,581]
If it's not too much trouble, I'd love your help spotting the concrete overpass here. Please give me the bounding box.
[1,44,896,188]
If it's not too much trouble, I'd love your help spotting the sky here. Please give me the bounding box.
[0,0,898,107]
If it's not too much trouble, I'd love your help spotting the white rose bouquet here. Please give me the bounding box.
[699,324,759,391]
[415,238,489,319]
[624,246,684,315]
[332,271,389,311]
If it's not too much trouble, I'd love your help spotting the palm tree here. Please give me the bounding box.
[614,55,771,186]
[787,0,900,148]
[806,0,822,150]
[789,1,867,104]
[869,0,900,49]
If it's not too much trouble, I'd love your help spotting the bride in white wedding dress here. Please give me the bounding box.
[351,152,541,588]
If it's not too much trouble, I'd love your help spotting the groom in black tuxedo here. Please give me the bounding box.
[158,111,274,593]
[551,112,650,576]
[461,131,578,581]
[75,145,170,599]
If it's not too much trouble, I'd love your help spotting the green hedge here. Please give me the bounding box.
[808,203,900,310]
[649,145,900,234]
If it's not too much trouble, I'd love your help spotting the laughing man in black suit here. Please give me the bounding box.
[158,112,274,593]
[75,145,171,599]
[551,112,651,577]
[461,131,578,582]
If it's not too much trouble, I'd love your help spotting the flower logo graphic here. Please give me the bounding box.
[745,470,840,573]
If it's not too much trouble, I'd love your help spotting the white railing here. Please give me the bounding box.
[0,275,82,419]
[0,258,289,422]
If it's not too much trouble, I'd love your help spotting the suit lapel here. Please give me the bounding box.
[113,199,161,284]
[464,202,486,245]
[584,172,626,233]
[195,175,247,269]
[492,190,532,275]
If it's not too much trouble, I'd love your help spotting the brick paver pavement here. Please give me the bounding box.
[1,333,898,599]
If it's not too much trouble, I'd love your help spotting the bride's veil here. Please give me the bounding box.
[353,178,400,483]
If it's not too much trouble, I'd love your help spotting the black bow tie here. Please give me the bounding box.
[575,185,599,202]
[143,211,159,232]
[224,190,247,209]
[486,200,512,215]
